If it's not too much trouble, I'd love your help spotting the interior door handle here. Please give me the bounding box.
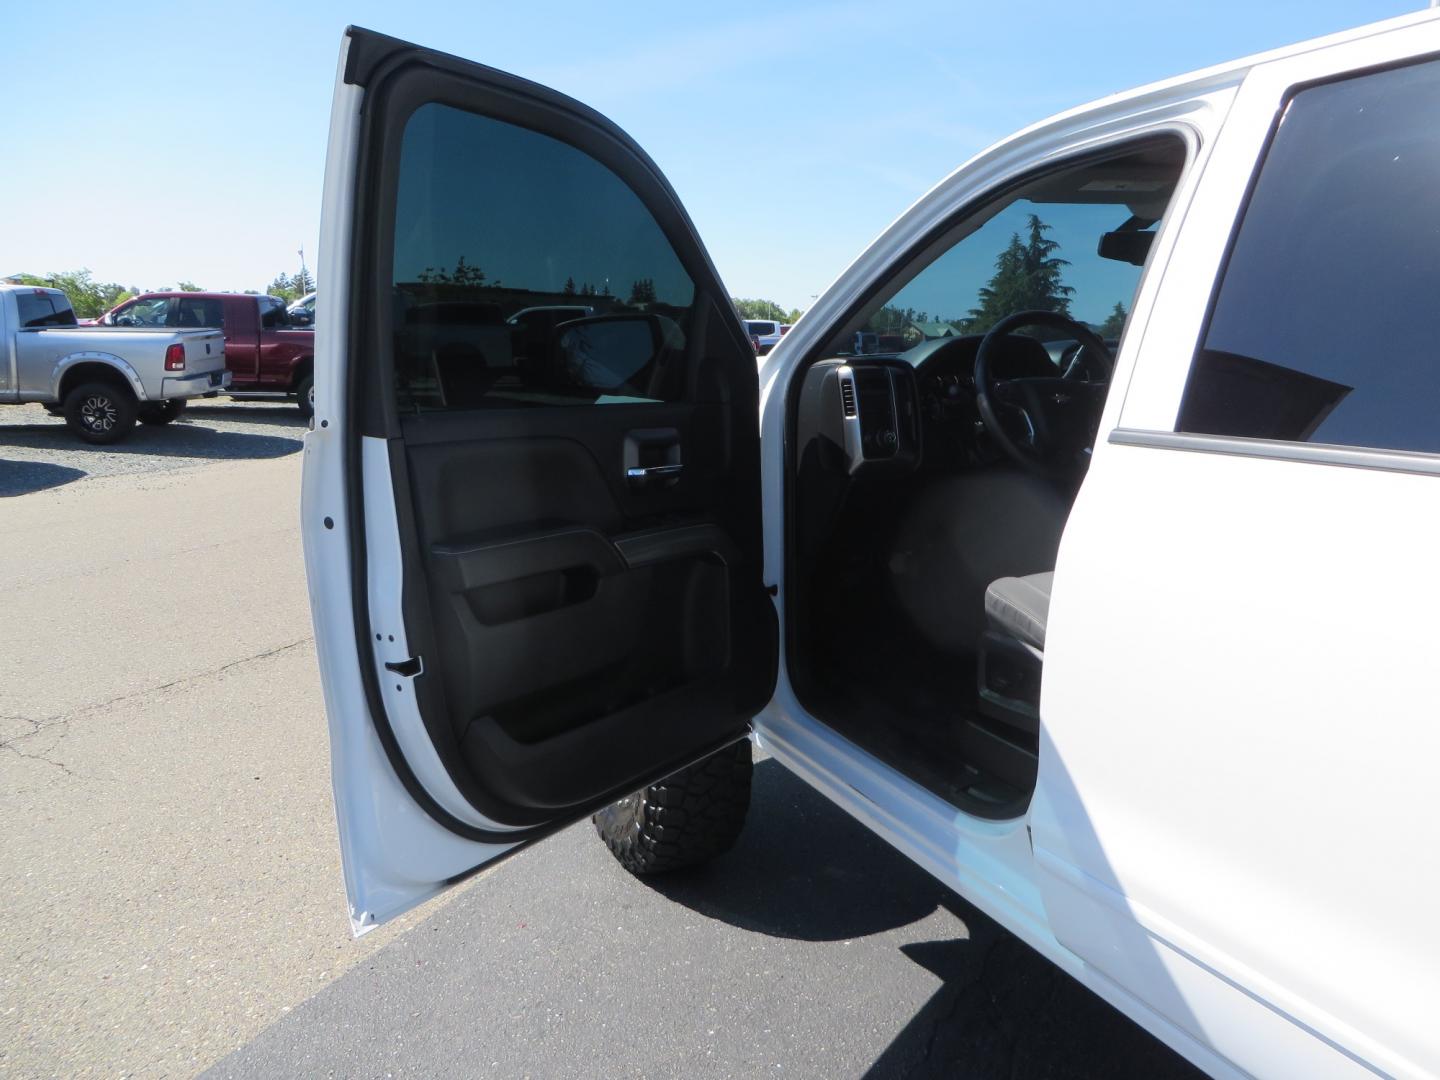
[626,463,683,486]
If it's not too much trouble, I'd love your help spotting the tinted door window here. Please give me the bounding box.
[391,103,696,409]
[1178,59,1440,453]
[259,297,289,328]
[115,297,171,327]
[176,297,225,328]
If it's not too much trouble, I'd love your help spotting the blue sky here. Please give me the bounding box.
[0,0,1421,311]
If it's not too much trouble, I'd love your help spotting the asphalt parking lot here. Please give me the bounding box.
[0,400,305,496]
[0,400,1200,1078]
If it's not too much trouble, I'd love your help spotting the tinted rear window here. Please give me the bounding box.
[15,292,77,328]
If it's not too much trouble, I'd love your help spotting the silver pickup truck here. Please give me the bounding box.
[0,285,229,443]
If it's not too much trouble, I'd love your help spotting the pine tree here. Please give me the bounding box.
[963,214,1073,333]
[1099,301,1127,339]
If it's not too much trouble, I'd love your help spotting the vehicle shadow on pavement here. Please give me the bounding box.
[0,420,302,462]
[184,404,309,429]
[649,760,1203,1080]
[0,458,88,496]
[646,759,952,941]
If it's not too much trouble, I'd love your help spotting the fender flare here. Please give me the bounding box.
[52,351,149,402]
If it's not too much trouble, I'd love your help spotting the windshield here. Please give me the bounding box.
[825,139,1184,358]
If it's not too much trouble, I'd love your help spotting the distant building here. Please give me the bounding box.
[909,320,961,341]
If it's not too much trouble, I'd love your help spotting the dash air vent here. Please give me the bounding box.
[840,378,857,418]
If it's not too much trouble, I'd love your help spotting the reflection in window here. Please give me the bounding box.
[1179,59,1440,454]
[391,103,696,410]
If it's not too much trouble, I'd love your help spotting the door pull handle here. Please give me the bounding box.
[626,463,683,487]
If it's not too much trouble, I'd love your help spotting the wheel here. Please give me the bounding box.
[63,380,138,444]
[593,739,753,875]
[295,374,314,419]
[137,399,186,426]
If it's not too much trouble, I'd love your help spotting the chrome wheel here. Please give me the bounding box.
[63,380,138,444]
[80,394,118,434]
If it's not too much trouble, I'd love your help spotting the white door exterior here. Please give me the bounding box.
[1032,19,1440,1079]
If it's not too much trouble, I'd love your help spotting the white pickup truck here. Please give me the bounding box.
[304,12,1440,1079]
[0,284,229,443]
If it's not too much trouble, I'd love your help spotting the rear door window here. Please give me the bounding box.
[176,297,225,328]
[1178,58,1440,453]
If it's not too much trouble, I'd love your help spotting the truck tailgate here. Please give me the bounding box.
[178,329,226,373]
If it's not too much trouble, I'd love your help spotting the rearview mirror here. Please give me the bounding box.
[1097,230,1155,266]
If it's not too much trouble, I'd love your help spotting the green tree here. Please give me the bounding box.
[962,214,1073,334]
[268,267,315,300]
[733,298,791,321]
[627,278,657,305]
[16,269,135,319]
[563,276,576,296]
[1098,301,1127,339]
[175,280,203,292]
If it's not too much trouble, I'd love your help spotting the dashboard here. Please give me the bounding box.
[796,333,1071,477]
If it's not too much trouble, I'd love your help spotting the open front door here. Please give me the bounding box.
[303,27,775,933]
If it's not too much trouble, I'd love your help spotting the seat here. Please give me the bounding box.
[976,570,1053,735]
[984,571,1053,653]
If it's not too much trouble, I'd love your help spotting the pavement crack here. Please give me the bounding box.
[2,637,313,736]
[898,934,1013,1080]
[0,733,77,776]
[75,636,314,719]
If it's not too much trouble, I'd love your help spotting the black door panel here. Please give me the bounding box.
[402,403,761,818]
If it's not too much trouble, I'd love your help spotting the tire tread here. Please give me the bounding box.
[593,740,752,875]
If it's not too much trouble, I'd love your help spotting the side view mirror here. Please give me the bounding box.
[554,314,661,393]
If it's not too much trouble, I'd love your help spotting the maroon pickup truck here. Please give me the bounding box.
[97,292,316,416]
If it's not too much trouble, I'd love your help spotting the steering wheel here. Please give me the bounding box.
[974,310,1113,477]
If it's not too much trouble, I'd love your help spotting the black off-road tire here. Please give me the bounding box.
[63,380,138,444]
[137,399,186,426]
[295,373,315,419]
[593,739,753,875]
